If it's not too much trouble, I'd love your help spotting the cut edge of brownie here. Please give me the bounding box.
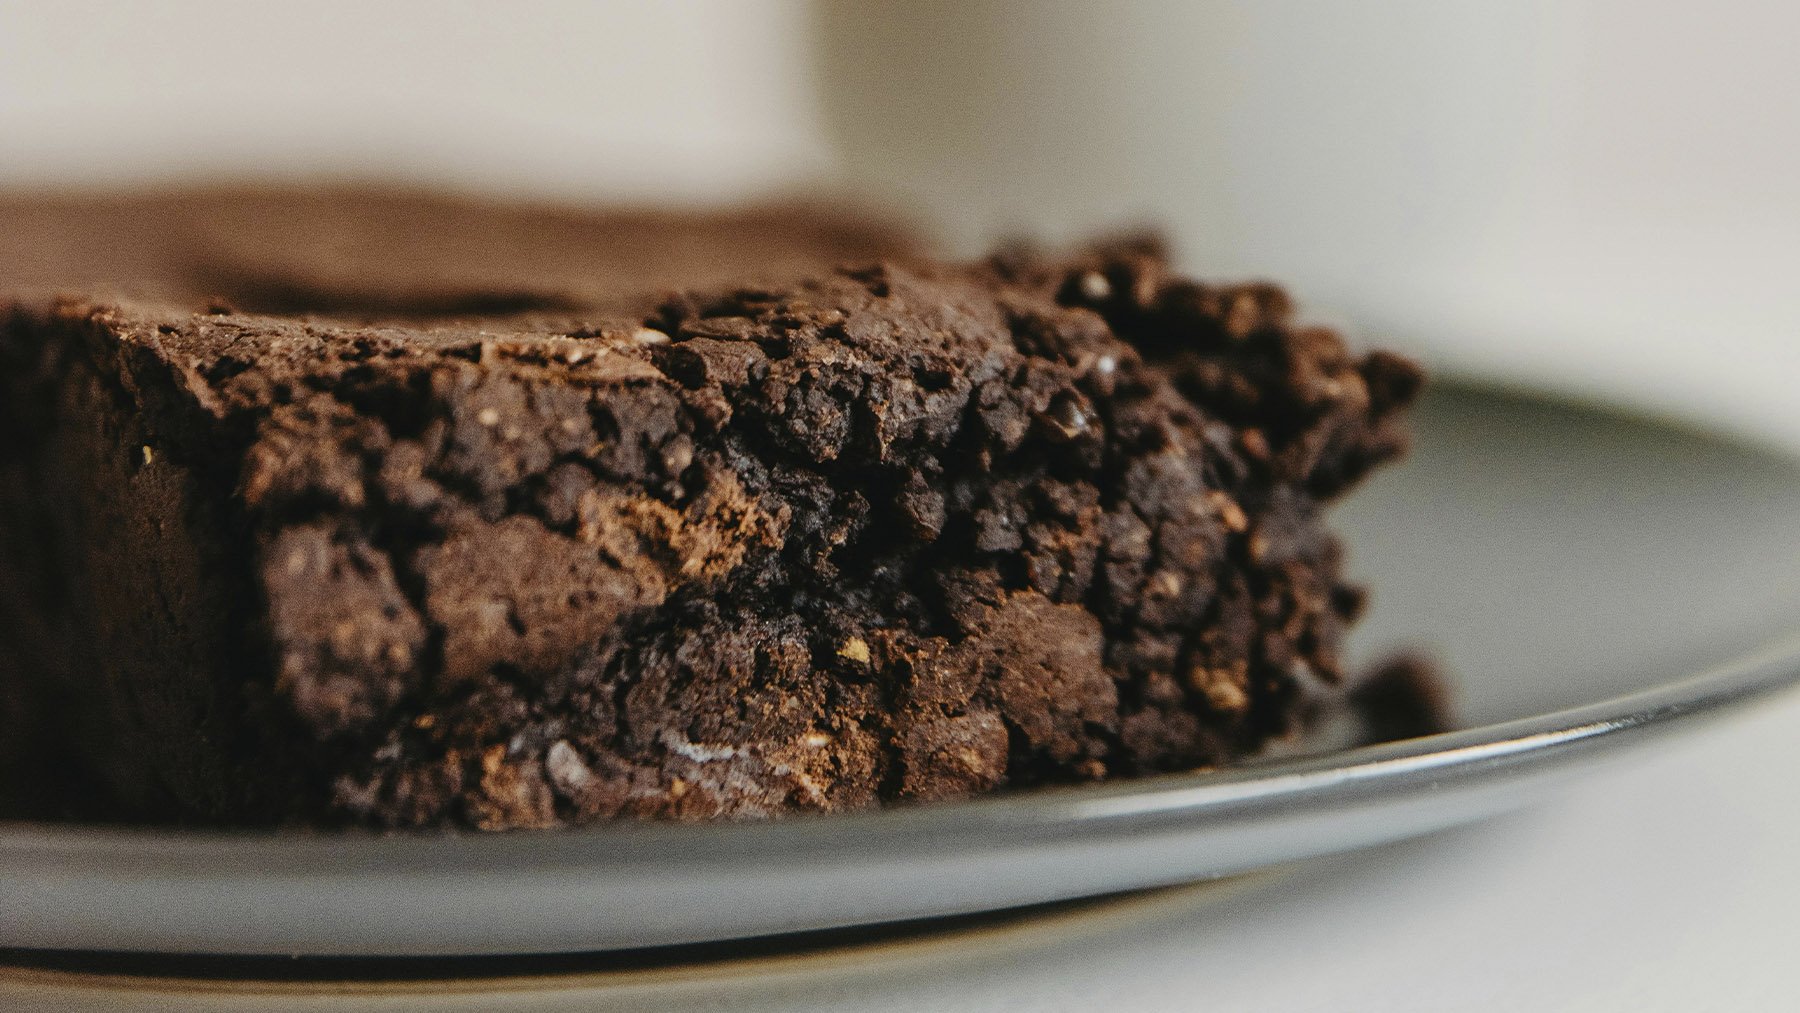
[0,241,1422,829]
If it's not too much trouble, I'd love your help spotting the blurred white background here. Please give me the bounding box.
[0,0,832,198]
[4,0,1797,444]
[820,1,1800,448]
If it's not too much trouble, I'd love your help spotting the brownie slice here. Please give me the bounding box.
[0,242,1419,828]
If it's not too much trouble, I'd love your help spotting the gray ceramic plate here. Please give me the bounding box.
[5,381,1800,957]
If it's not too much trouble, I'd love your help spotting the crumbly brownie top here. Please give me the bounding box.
[21,235,1417,826]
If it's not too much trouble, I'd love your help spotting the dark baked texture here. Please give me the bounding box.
[1,225,1420,827]
[0,183,919,821]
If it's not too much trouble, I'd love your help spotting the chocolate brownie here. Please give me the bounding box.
[0,228,1420,827]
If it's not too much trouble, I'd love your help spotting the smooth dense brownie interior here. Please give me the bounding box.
[0,238,1418,827]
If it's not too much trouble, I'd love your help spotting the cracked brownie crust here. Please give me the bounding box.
[0,241,1419,828]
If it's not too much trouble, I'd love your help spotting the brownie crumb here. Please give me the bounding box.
[1350,654,1455,744]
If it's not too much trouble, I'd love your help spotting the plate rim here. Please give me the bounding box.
[8,379,1800,954]
[7,632,1798,869]
[5,635,1798,955]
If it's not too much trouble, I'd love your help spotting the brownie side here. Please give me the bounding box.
[0,245,1418,828]
[0,304,283,820]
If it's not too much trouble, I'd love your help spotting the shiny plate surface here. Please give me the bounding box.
[5,381,1799,955]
